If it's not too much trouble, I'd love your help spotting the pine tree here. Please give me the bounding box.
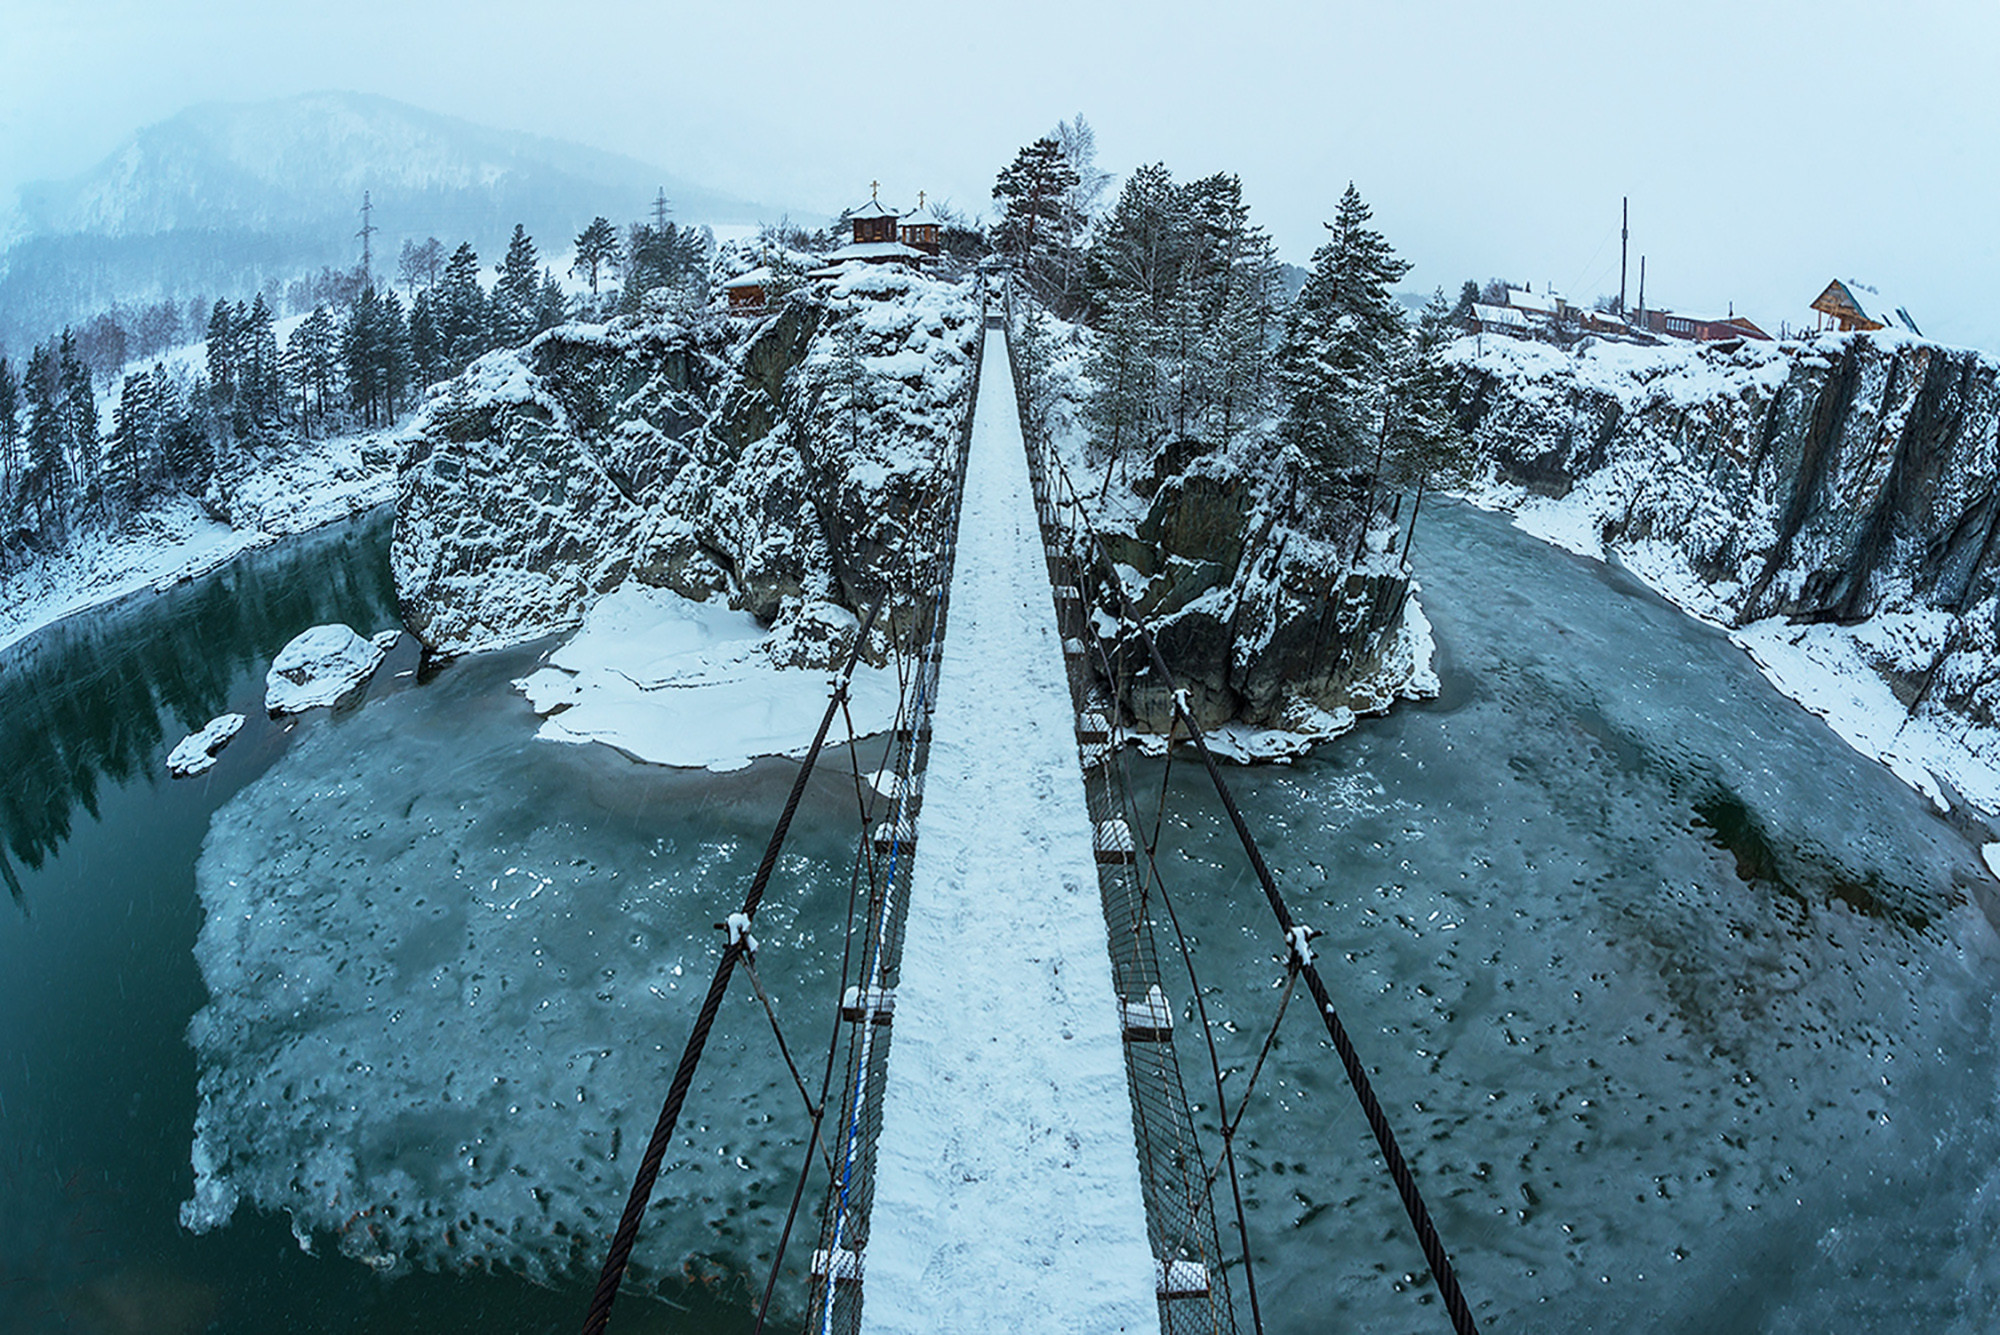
[572,216,620,299]
[992,136,1081,297]
[1086,163,1182,320]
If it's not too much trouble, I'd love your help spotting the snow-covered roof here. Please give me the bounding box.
[1506,287,1562,317]
[1472,303,1530,329]
[850,198,898,220]
[824,240,926,263]
[1820,279,1922,336]
[900,206,941,228]
[722,267,773,289]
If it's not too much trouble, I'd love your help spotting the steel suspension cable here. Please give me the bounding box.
[580,600,883,1335]
[1011,293,1481,1335]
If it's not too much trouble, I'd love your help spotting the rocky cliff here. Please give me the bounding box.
[391,268,980,662]
[1451,330,2000,808]
[1025,332,1436,750]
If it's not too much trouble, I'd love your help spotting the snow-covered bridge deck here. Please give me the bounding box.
[856,334,1161,1333]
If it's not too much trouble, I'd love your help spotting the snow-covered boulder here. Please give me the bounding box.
[264,625,395,714]
[167,713,247,777]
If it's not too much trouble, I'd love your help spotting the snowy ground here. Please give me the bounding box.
[514,584,902,771]
[1467,479,2000,820]
[858,337,1159,1332]
[0,428,395,656]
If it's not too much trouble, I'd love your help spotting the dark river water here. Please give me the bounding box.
[2,500,1996,1334]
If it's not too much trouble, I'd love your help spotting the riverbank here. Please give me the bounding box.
[1467,479,2000,827]
[0,429,396,656]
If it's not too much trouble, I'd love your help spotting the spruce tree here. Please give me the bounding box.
[437,243,487,371]
[22,344,64,538]
[378,289,413,420]
[534,269,568,334]
[0,356,17,519]
[1277,182,1412,473]
[407,292,441,392]
[58,330,99,505]
[1382,289,1476,559]
[492,224,540,347]
[161,372,213,496]
[108,371,157,514]
[1082,292,1158,490]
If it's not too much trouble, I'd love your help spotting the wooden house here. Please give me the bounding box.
[1631,308,1770,342]
[1470,302,1531,337]
[723,268,771,314]
[816,190,927,270]
[849,196,900,245]
[899,194,942,256]
[1810,279,1921,335]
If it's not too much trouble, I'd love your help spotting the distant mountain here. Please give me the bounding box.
[0,91,772,353]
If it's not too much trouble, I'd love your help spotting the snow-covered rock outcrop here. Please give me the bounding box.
[264,624,395,713]
[167,713,246,777]
[1026,329,1437,749]
[1453,331,2000,811]
[1095,438,1434,739]
[391,267,979,669]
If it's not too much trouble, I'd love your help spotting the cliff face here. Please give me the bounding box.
[1456,333,2000,626]
[1089,446,1425,736]
[1452,331,2000,782]
[1023,331,1436,744]
[391,269,979,660]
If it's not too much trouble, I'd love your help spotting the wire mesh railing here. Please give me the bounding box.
[795,301,985,1335]
[1002,287,1241,1335]
[1000,279,1483,1335]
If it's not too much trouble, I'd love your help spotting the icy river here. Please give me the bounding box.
[2,499,1996,1333]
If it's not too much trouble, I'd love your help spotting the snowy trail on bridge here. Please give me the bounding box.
[857,334,1160,1334]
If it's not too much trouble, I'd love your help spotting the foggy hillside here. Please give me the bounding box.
[0,91,771,351]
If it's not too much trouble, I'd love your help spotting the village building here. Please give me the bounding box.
[1630,308,1771,342]
[1470,302,1532,338]
[1810,279,1922,336]
[899,194,942,256]
[723,267,771,315]
[817,186,927,270]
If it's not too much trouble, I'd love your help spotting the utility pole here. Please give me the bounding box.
[1637,256,1647,329]
[1618,196,1629,315]
[356,190,377,284]
[652,188,670,232]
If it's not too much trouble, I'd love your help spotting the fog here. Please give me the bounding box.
[6,0,1996,348]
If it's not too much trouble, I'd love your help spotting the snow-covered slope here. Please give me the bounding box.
[1453,330,2000,814]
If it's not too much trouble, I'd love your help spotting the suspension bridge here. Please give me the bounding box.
[581,292,1481,1335]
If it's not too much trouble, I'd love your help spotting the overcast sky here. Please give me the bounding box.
[6,0,1996,348]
